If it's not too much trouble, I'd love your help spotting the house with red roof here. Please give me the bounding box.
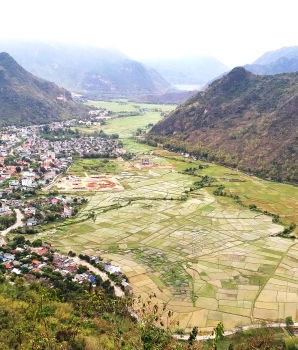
[63,206,72,218]
[32,259,41,266]
[36,248,48,255]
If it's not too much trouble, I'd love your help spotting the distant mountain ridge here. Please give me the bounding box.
[245,46,298,75]
[129,90,197,105]
[253,46,298,65]
[149,67,298,182]
[0,52,87,126]
[0,41,172,96]
[143,55,229,88]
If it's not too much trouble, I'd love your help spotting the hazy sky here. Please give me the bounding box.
[1,0,298,67]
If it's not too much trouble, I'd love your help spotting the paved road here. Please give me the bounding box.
[42,173,62,191]
[173,322,298,341]
[0,209,24,245]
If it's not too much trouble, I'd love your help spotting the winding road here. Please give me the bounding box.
[0,209,24,245]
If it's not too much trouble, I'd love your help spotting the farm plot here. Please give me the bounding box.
[173,158,298,230]
[39,159,298,333]
[23,98,298,333]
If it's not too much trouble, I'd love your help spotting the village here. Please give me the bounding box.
[0,236,132,296]
[0,120,125,228]
[0,119,136,296]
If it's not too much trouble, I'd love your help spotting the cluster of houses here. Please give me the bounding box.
[78,107,113,126]
[0,120,124,171]
[0,168,57,192]
[16,134,124,162]
[0,120,127,222]
[0,194,78,226]
[0,241,132,294]
[21,196,79,226]
[0,123,134,295]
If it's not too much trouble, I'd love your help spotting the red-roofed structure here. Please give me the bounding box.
[37,248,47,255]
[32,260,41,265]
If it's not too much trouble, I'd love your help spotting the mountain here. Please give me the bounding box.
[143,55,229,88]
[0,52,87,126]
[0,40,172,96]
[149,67,298,182]
[245,46,298,75]
[253,46,298,65]
[129,90,197,104]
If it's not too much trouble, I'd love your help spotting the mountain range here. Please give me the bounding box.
[0,52,87,126]
[149,67,298,182]
[129,90,197,105]
[143,55,229,88]
[244,46,298,75]
[0,40,172,96]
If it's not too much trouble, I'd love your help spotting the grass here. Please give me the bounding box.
[74,99,175,139]
[85,100,175,113]
[67,158,119,176]
[162,154,298,229]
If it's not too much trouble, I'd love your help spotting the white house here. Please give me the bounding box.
[22,178,33,187]
[63,206,72,218]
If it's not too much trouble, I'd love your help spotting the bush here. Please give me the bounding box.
[284,336,298,350]
[174,328,184,335]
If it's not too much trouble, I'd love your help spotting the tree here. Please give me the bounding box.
[15,166,22,173]
[188,326,198,349]
[212,322,224,350]
[32,239,42,247]
[285,316,294,336]
[13,235,26,245]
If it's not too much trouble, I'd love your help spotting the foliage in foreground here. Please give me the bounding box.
[0,277,295,349]
[0,280,203,350]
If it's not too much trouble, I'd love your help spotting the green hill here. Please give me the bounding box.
[0,52,87,126]
[149,67,298,182]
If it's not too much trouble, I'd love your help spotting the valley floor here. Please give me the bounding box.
[20,101,298,333]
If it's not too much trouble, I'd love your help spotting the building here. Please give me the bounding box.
[63,206,72,218]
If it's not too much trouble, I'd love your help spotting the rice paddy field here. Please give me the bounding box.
[77,100,174,138]
[31,100,298,333]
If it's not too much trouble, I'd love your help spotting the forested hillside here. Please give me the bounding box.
[0,52,87,126]
[149,67,298,182]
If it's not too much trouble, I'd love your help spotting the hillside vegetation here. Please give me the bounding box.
[149,67,298,182]
[0,52,87,126]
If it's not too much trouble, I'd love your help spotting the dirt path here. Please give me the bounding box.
[72,256,124,297]
[0,209,24,245]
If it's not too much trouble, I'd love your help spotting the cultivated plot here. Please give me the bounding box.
[38,155,298,333]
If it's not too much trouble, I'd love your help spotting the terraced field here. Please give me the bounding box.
[31,101,298,333]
